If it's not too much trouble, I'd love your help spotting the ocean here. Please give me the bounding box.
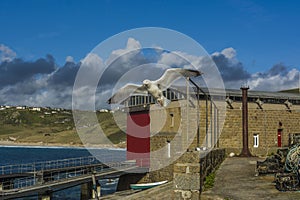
[0,146,126,200]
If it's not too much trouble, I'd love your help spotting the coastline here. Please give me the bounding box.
[0,140,126,150]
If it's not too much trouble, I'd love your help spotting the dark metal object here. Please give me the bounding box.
[189,78,220,149]
[275,173,300,191]
[206,93,208,147]
[257,135,300,191]
[256,148,288,174]
[210,98,213,146]
[239,86,252,157]
[188,78,201,147]
[289,133,300,146]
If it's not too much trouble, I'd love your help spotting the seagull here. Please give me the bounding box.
[107,68,202,107]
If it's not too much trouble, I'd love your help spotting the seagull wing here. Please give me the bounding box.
[107,84,148,104]
[154,68,202,90]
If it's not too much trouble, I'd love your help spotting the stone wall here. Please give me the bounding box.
[113,149,225,199]
[131,97,300,194]
[145,99,201,183]
[148,99,300,157]
[220,102,300,155]
[173,149,226,199]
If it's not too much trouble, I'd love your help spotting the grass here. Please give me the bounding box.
[204,171,216,190]
[0,108,126,146]
[280,88,300,93]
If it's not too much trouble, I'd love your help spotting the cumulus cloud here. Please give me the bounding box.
[0,38,149,109]
[48,61,79,87]
[210,48,299,91]
[0,44,16,62]
[0,38,298,109]
[0,54,56,88]
[158,51,189,67]
[249,65,299,91]
[158,50,226,90]
[99,38,151,88]
[158,47,299,92]
[65,56,74,63]
[211,48,251,87]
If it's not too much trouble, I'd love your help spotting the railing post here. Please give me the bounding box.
[38,190,52,200]
[92,173,100,199]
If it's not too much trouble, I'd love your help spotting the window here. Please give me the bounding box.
[170,113,174,127]
[171,91,175,100]
[166,90,170,99]
[141,96,145,104]
[167,140,171,158]
[253,134,259,148]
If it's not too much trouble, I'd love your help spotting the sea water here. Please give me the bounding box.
[0,146,126,200]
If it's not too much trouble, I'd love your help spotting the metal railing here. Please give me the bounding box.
[1,159,136,191]
[0,156,100,175]
[0,156,142,191]
[1,165,105,190]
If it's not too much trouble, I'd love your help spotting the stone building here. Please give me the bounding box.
[122,87,300,161]
[111,86,300,198]
[218,89,300,155]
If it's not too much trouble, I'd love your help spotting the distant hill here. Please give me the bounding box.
[280,88,300,94]
[0,107,126,147]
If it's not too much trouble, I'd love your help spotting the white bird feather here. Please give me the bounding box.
[108,68,202,107]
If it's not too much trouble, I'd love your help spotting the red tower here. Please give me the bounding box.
[126,110,150,167]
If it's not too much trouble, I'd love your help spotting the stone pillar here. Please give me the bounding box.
[92,173,101,199]
[92,184,101,199]
[81,176,101,200]
[38,191,52,200]
[81,182,93,200]
[0,179,13,190]
[173,152,201,200]
[35,171,44,184]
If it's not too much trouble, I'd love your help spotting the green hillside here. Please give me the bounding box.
[280,88,300,93]
[0,107,126,147]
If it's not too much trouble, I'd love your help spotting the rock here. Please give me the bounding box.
[11,111,20,119]
[8,136,17,141]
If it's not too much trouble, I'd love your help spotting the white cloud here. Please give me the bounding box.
[65,56,74,63]
[212,47,236,59]
[106,37,142,66]
[1,38,299,109]
[158,50,225,90]
[158,51,188,67]
[0,44,16,62]
[248,68,299,91]
[126,37,142,49]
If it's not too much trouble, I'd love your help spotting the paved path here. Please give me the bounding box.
[202,157,300,200]
[101,181,173,199]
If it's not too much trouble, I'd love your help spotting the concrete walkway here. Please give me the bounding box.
[201,157,300,200]
[101,181,173,199]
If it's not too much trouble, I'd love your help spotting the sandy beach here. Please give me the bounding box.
[0,140,126,149]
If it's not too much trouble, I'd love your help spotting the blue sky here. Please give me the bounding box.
[0,0,299,108]
[1,0,299,71]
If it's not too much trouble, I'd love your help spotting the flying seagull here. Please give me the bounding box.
[107,68,202,107]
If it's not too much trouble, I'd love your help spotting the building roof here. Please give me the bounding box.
[109,86,300,107]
